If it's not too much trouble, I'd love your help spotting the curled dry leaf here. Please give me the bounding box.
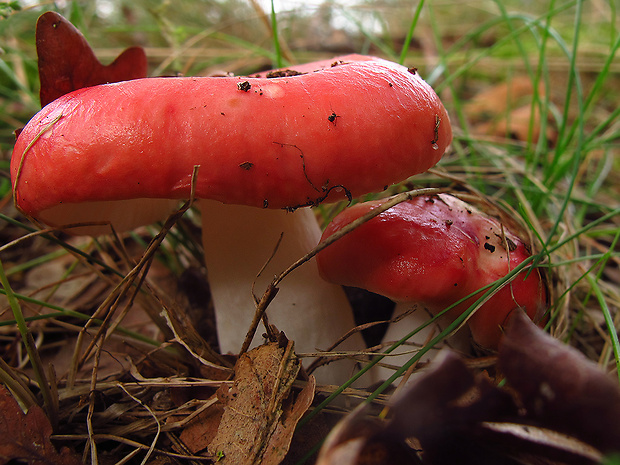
[0,385,81,465]
[36,11,147,107]
[499,310,620,454]
[205,339,314,464]
[317,312,620,464]
[316,403,420,465]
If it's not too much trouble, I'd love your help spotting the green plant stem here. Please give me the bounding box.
[544,0,584,184]
[0,288,162,347]
[0,213,124,278]
[528,0,554,164]
[4,248,68,276]
[429,3,574,89]
[586,272,620,383]
[270,0,283,68]
[398,0,425,65]
[569,32,620,150]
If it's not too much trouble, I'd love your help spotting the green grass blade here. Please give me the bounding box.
[270,0,283,68]
[544,0,585,184]
[398,0,425,65]
[586,272,620,382]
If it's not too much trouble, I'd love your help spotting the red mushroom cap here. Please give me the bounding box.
[316,193,548,349]
[11,56,451,234]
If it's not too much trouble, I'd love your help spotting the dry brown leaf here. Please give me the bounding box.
[206,339,313,464]
[499,310,620,455]
[465,76,540,123]
[316,312,620,464]
[316,403,418,465]
[0,385,80,465]
[36,11,147,106]
[474,104,547,143]
[465,76,556,143]
[179,403,225,454]
[262,372,315,465]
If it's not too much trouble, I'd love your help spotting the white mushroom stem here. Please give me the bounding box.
[200,200,365,385]
[369,303,471,385]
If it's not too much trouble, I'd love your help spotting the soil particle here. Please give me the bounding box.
[484,242,496,253]
[237,81,251,92]
[506,237,517,252]
[266,69,303,78]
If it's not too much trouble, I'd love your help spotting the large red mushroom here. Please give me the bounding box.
[11,54,452,383]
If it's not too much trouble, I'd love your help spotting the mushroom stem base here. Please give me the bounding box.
[200,200,366,385]
[369,303,472,385]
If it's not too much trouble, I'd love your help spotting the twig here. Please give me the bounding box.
[118,384,161,465]
[160,307,233,371]
[68,167,202,387]
[52,433,215,461]
[86,336,102,465]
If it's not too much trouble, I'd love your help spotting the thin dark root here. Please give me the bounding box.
[284,185,353,212]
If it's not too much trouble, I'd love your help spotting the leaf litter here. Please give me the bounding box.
[0,385,80,465]
[205,338,315,464]
[316,311,620,465]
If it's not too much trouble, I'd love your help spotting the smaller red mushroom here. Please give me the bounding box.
[316,193,548,362]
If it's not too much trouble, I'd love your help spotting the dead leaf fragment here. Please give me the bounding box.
[262,374,315,465]
[317,312,620,465]
[316,403,419,465]
[36,11,147,106]
[207,340,313,464]
[465,76,555,143]
[0,385,80,465]
[499,310,620,454]
[178,403,225,455]
[465,76,539,124]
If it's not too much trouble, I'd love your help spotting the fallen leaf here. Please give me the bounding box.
[36,11,147,107]
[262,373,315,465]
[474,103,548,143]
[0,385,81,465]
[316,403,419,465]
[465,76,539,124]
[499,310,620,454]
[316,311,620,465]
[384,352,524,465]
[389,351,603,464]
[206,339,313,464]
[465,76,556,143]
[179,402,225,455]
